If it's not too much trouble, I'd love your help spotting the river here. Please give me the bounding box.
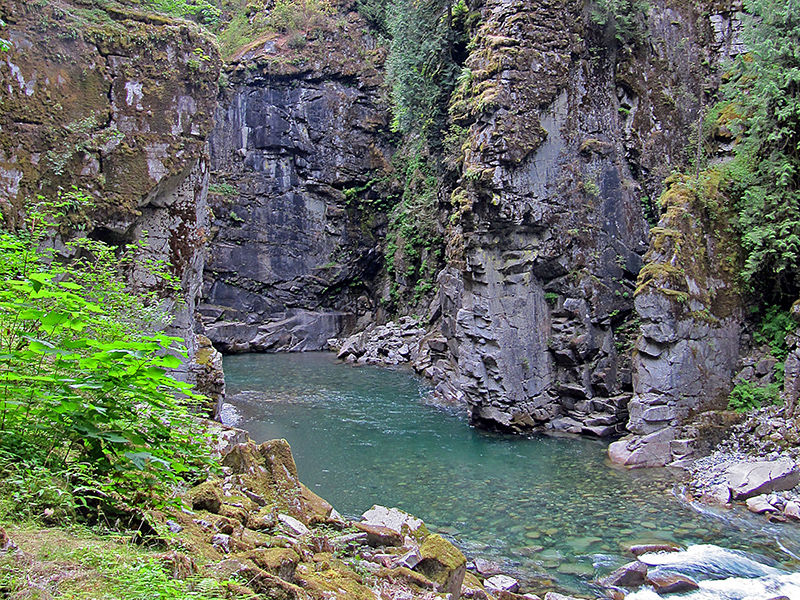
[221,352,800,598]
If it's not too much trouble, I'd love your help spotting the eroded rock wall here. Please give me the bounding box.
[0,1,221,358]
[427,0,731,436]
[201,21,393,352]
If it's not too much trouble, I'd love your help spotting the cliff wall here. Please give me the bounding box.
[200,18,394,352]
[0,1,221,357]
[426,0,734,438]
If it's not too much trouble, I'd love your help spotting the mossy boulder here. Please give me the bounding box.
[293,558,375,600]
[188,481,223,514]
[414,533,467,597]
[240,547,301,580]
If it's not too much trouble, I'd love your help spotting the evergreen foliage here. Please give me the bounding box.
[386,0,467,136]
[721,0,800,300]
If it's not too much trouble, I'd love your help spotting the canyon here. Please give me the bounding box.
[0,0,794,473]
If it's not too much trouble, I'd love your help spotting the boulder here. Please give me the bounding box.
[414,534,467,598]
[784,501,800,520]
[700,484,731,506]
[278,514,310,537]
[745,495,778,514]
[362,505,425,535]
[598,561,648,587]
[646,572,699,594]
[188,481,223,514]
[473,557,502,576]
[484,574,520,593]
[608,428,676,468]
[725,459,800,500]
[353,522,404,547]
[626,542,682,556]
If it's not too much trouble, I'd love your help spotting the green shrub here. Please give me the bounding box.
[728,381,782,412]
[754,306,795,361]
[0,195,217,514]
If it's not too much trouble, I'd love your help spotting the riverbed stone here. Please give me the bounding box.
[745,495,778,514]
[626,542,681,556]
[725,458,800,499]
[484,574,520,593]
[598,561,648,587]
[646,572,699,594]
[362,505,425,535]
[784,501,800,520]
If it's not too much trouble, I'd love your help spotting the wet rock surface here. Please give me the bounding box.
[200,17,392,354]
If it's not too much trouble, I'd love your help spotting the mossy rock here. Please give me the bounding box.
[463,571,492,599]
[414,533,467,597]
[145,509,224,562]
[378,566,436,591]
[219,502,252,527]
[188,480,223,514]
[239,547,300,579]
[299,483,334,523]
[294,560,375,600]
[251,505,278,530]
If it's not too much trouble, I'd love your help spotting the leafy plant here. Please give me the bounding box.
[0,196,216,514]
[266,0,333,34]
[145,0,222,26]
[753,306,795,361]
[728,381,782,412]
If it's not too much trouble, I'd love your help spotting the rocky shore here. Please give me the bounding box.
[682,405,800,523]
[141,430,594,600]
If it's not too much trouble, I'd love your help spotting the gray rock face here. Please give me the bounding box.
[725,459,800,500]
[0,4,220,366]
[429,0,729,434]
[201,35,392,353]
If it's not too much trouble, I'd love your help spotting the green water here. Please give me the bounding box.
[222,352,800,596]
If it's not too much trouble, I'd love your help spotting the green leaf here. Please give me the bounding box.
[159,354,182,369]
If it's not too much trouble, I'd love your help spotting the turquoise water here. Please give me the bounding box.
[222,352,800,596]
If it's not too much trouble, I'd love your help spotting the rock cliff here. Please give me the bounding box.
[427,0,729,437]
[0,0,221,363]
[199,17,394,352]
[198,0,755,450]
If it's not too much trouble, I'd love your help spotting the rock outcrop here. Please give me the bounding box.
[200,17,393,352]
[423,0,730,436]
[0,0,221,364]
[146,436,568,599]
[609,172,744,467]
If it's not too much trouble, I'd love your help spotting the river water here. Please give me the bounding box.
[222,352,800,598]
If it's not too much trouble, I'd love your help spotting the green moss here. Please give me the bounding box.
[417,533,465,576]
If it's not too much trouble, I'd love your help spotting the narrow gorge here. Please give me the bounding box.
[2,0,800,598]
